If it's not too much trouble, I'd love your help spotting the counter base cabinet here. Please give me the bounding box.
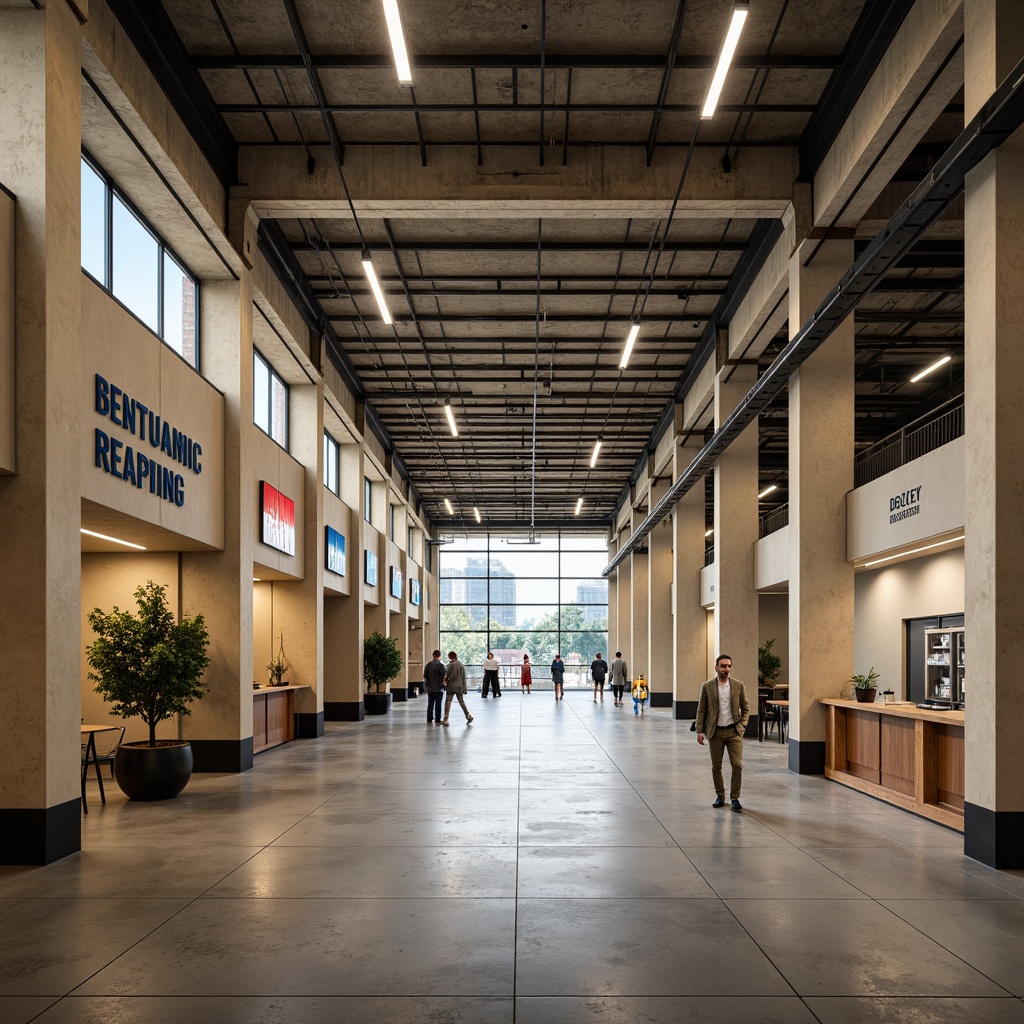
[822,699,964,832]
[253,687,300,754]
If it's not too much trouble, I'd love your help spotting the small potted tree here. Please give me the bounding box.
[851,667,880,703]
[87,581,210,800]
[758,638,783,688]
[363,630,403,715]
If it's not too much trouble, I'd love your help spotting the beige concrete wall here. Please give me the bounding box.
[0,188,13,474]
[847,438,965,562]
[81,278,225,547]
[854,548,965,701]
[80,551,184,744]
[251,429,306,577]
[754,526,789,590]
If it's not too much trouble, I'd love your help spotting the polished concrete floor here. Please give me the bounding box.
[3,691,1024,1023]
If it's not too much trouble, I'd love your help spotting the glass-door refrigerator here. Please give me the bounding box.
[924,627,965,707]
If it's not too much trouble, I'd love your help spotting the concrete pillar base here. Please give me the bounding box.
[0,802,80,865]
[964,804,1024,869]
[325,701,366,722]
[191,738,254,774]
[788,739,826,775]
[295,712,325,738]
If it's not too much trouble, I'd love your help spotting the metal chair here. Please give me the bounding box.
[92,725,125,777]
[759,693,781,741]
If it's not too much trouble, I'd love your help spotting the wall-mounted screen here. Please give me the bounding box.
[326,526,346,576]
[260,481,295,555]
[410,579,421,605]
[365,549,378,586]
[390,566,404,599]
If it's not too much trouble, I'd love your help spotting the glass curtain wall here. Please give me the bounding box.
[439,533,609,689]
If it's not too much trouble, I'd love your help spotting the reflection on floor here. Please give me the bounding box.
[3,693,1024,1023]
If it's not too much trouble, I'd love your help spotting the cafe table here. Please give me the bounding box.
[81,724,121,813]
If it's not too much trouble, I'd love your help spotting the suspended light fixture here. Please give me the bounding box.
[619,322,641,369]
[704,528,714,538]
[590,440,602,468]
[701,1,749,119]
[575,496,584,516]
[361,251,393,324]
[473,507,482,524]
[910,354,952,383]
[444,399,459,437]
[382,0,413,84]
[443,498,454,515]
[758,484,778,500]
[80,528,146,551]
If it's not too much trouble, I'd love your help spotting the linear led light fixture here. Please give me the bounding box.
[473,507,482,524]
[619,322,640,369]
[704,528,714,538]
[382,0,413,85]
[910,355,952,383]
[575,496,584,516]
[361,250,393,324]
[858,535,965,570]
[80,528,146,551]
[701,1,749,118]
[757,484,778,500]
[590,440,602,468]
[443,498,454,515]
[444,400,459,437]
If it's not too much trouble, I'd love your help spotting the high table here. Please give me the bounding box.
[765,700,789,743]
[81,724,121,813]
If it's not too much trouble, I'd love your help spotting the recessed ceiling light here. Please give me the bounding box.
[858,535,965,569]
[910,355,952,383]
[382,0,413,85]
[80,528,146,551]
[619,323,640,369]
[444,400,459,437]
[444,498,454,515]
[590,440,602,468]
[575,497,584,515]
[361,251,393,324]
[758,484,778,500]
[702,2,749,119]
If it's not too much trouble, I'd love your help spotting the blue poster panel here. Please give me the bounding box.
[326,526,346,576]
[390,565,404,599]
[365,549,378,586]
[410,578,421,605]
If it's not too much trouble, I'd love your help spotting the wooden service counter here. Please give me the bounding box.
[820,699,964,831]
[252,684,309,754]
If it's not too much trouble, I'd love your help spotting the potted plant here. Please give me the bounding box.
[363,630,403,715]
[266,634,288,686]
[851,667,880,703]
[758,638,783,687]
[86,581,210,801]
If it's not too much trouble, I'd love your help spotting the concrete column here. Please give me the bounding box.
[606,536,618,649]
[629,505,649,680]
[615,529,632,668]
[962,0,1024,867]
[270,381,325,738]
[325,443,365,720]
[647,477,672,705]
[181,277,256,772]
[673,439,708,718]
[0,1,83,864]
[787,237,855,774]
[713,365,759,724]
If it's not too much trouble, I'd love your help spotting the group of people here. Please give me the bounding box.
[423,647,751,811]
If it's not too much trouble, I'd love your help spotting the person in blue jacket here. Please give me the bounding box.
[551,653,566,701]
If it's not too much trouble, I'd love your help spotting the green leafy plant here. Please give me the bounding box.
[87,581,210,746]
[266,634,288,685]
[758,638,783,687]
[850,667,880,690]
[364,631,403,693]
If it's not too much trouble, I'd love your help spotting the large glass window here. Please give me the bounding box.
[364,477,373,523]
[253,349,288,448]
[80,154,199,366]
[323,432,339,495]
[439,533,609,687]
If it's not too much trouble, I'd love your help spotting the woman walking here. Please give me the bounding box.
[521,654,532,694]
[551,653,565,701]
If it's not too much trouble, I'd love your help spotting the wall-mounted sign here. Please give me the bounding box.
[326,526,346,576]
[889,485,922,525]
[390,566,404,599]
[261,481,295,555]
[93,373,203,507]
[410,579,421,606]
[365,549,378,586]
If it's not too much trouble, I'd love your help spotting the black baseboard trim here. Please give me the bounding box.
[294,711,324,739]
[788,738,825,775]
[744,716,759,739]
[650,691,672,708]
[406,683,422,698]
[391,687,408,703]
[190,738,254,774]
[964,803,1024,868]
[0,801,81,865]
[674,699,697,720]
[324,701,365,722]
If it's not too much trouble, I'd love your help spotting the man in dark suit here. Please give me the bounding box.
[695,654,750,811]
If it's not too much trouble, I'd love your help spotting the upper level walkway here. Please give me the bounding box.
[2,693,1022,1022]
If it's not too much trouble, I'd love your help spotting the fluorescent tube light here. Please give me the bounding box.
[444,498,454,515]
[80,528,146,551]
[382,0,413,85]
[701,2,749,118]
[473,507,482,524]
[361,252,393,324]
[444,400,459,437]
[910,355,952,383]
[704,528,713,538]
[858,535,965,569]
[619,322,640,369]
[575,496,584,516]
[757,484,778,500]
[590,440,602,468]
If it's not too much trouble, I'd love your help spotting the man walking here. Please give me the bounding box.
[695,654,750,810]
[590,652,608,703]
[609,651,628,707]
[423,650,446,725]
[442,650,473,726]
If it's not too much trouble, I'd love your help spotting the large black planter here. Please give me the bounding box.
[364,691,392,716]
[114,741,193,801]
